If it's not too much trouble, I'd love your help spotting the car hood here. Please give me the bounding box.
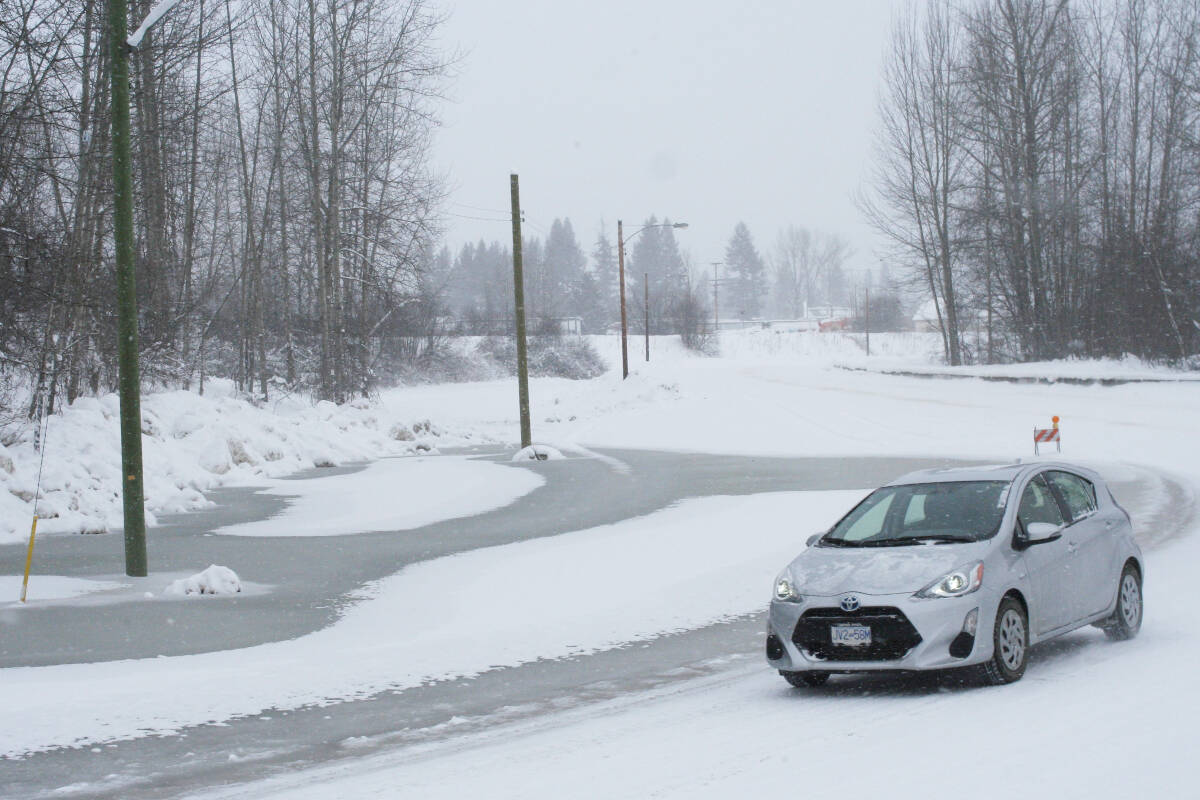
[786,541,990,596]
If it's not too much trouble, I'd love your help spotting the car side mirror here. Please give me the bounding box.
[1022,522,1064,546]
[806,533,823,547]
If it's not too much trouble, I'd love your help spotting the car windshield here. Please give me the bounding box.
[820,480,1010,546]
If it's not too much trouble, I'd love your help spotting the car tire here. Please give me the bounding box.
[781,670,830,688]
[977,597,1028,686]
[1103,563,1143,641]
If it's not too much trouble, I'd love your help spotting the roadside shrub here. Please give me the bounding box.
[477,335,606,379]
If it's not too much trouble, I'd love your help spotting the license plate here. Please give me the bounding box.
[830,624,872,646]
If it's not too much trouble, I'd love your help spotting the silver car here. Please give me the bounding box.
[766,463,1143,686]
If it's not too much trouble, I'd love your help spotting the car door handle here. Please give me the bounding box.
[1067,541,1079,552]
[1105,520,1114,529]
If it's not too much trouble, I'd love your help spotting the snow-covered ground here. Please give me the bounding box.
[212,456,544,538]
[218,584,1193,800]
[0,378,492,544]
[3,331,1187,544]
[3,331,1199,797]
[0,575,128,603]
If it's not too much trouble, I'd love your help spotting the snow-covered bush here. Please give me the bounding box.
[478,335,606,379]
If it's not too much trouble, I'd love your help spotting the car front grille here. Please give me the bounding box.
[792,606,923,662]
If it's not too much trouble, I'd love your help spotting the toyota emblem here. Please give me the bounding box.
[840,595,861,612]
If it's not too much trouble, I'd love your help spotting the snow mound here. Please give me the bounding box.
[0,383,487,545]
[512,445,564,462]
[164,565,242,596]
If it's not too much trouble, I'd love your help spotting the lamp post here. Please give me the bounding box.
[617,220,687,379]
[644,273,650,362]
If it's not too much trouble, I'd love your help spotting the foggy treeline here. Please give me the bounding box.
[442,216,858,343]
[19,0,1179,425]
[0,0,447,414]
[865,0,1200,366]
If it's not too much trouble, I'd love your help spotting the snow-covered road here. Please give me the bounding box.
[2,337,1198,799]
[202,354,1200,800]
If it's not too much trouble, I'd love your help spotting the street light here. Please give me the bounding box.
[617,220,687,379]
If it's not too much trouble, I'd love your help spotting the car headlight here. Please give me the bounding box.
[774,573,802,602]
[915,561,985,599]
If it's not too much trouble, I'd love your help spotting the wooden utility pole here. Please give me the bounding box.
[712,279,719,331]
[865,284,871,357]
[710,262,723,334]
[617,219,629,379]
[510,175,531,448]
[110,0,147,576]
[644,273,650,362]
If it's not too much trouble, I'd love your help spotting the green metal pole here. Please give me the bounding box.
[109,0,148,576]
[510,175,531,449]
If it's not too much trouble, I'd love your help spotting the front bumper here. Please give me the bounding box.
[766,591,997,672]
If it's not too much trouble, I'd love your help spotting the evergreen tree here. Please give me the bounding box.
[724,222,767,319]
[587,224,619,332]
[627,216,687,333]
[544,218,587,321]
[523,236,547,322]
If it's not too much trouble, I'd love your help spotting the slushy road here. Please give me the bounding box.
[0,450,1181,800]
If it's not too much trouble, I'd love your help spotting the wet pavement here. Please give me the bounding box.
[0,449,964,667]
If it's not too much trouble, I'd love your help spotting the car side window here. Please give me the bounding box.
[1046,471,1097,521]
[1017,475,1066,528]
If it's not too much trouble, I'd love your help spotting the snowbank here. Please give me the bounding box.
[0,380,489,544]
[213,457,544,537]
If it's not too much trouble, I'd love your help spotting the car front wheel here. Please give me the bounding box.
[781,670,830,688]
[1103,564,1143,641]
[977,597,1028,685]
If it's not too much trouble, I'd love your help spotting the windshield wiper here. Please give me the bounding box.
[863,534,977,546]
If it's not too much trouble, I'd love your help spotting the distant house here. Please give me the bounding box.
[911,299,983,332]
[912,299,942,332]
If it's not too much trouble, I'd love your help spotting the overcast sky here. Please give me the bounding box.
[433,0,897,280]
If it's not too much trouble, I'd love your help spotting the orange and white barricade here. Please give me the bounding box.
[1034,416,1061,455]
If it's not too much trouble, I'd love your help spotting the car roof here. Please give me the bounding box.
[884,461,1102,487]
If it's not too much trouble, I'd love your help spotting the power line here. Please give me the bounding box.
[450,201,513,216]
[445,211,511,223]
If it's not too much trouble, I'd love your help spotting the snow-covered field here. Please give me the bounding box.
[4,331,1199,798]
[1,331,1186,544]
